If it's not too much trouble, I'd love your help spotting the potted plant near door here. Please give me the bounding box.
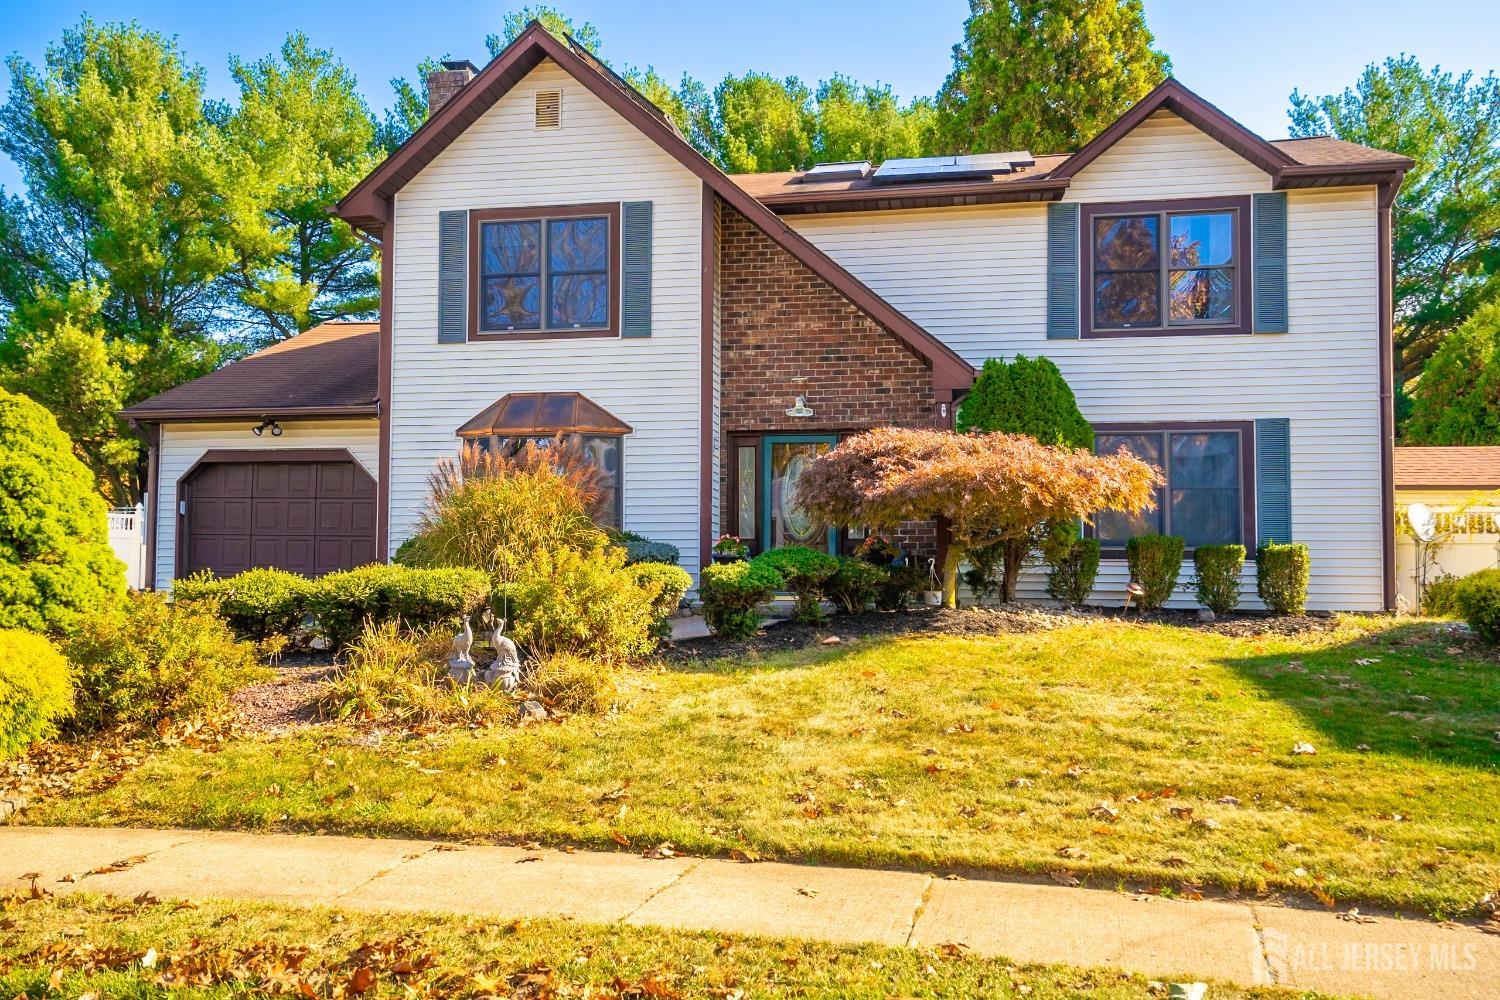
[712,534,750,564]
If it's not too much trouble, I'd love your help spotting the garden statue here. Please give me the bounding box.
[482,610,522,692]
[447,615,477,683]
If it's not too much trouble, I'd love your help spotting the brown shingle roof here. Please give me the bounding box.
[1269,136,1413,167]
[121,322,379,422]
[1394,447,1500,490]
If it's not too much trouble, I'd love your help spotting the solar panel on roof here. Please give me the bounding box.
[870,151,1035,185]
[800,161,871,182]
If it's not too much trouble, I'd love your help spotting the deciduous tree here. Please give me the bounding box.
[934,0,1170,155]
[796,427,1159,608]
[1291,57,1500,388]
[222,33,381,344]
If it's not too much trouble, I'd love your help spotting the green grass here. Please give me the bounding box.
[30,618,1500,918]
[0,891,1336,999]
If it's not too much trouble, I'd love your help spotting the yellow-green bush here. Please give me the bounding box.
[1125,534,1185,611]
[700,559,783,638]
[1454,568,1500,642]
[65,593,264,732]
[1193,543,1246,616]
[500,546,661,662]
[630,561,692,638]
[0,629,73,758]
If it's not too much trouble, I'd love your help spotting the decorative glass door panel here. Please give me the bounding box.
[762,436,837,553]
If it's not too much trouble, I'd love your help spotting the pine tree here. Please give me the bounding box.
[934,0,1170,155]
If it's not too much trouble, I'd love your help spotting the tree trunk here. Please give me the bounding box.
[1000,538,1027,603]
[942,546,961,609]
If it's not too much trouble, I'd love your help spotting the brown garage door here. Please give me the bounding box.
[182,457,377,577]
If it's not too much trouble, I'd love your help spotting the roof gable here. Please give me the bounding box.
[1053,78,1295,182]
[335,23,974,391]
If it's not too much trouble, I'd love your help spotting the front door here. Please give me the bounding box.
[761,435,838,554]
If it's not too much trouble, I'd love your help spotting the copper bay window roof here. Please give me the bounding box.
[456,392,633,438]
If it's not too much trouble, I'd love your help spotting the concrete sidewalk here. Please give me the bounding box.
[4,827,1496,998]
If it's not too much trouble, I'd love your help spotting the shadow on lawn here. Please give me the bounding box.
[1215,619,1500,770]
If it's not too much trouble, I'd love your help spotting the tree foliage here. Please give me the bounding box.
[934,0,1170,155]
[1403,299,1500,444]
[0,387,125,634]
[222,33,381,345]
[795,427,1160,607]
[1291,56,1500,387]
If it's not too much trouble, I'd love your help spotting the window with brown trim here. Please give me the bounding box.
[1092,422,1255,551]
[469,203,620,340]
[1082,197,1252,337]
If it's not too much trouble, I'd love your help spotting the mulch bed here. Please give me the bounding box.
[664,603,1344,662]
[230,652,336,731]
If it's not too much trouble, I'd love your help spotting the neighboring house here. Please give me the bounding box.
[122,23,1412,611]
[1393,446,1500,607]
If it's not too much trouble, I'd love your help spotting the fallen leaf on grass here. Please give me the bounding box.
[1169,806,1195,820]
[609,829,631,847]
[729,848,760,863]
[1291,742,1317,756]
[1056,846,1088,859]
[1047,870,1081,887]
[1338,908,1377,924]
[349,967,376,994]
[643,842,678,860]
[1090,801,1119,821]
[1312,887,1337,909]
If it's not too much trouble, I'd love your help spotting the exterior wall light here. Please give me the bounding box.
[785,396,813,418]
[252,419,284,437]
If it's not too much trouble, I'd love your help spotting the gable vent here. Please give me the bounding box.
[534,89,562,129]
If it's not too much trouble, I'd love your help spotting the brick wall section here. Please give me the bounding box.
[717,201,939,561]
[425,69,472,115]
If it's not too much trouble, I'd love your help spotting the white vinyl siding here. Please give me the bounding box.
[390,60,705,578]
[152,419,380,589]
[787,116,1382,610]
[1064,110,1272,201]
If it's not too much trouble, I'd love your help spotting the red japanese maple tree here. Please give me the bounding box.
[795,427,1161,607]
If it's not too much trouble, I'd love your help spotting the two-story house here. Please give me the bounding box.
[123,23,1411,611]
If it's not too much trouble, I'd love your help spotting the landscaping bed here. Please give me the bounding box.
[26,615,1500,919]
[667,603,1348,662]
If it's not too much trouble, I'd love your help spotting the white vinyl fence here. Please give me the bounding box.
[108,504,149,590]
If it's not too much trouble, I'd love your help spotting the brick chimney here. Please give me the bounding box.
[426,60,478,116]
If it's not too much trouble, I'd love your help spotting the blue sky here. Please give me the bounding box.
[1,0,1496,193]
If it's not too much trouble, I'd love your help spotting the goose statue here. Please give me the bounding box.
[447,614,477,683]
[481,610,523,692]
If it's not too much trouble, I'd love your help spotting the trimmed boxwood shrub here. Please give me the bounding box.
[1454,568,1500,642]
[65,593,263,732]
[1256,542,1310,615]
[1193,543,1246,616]
[0,629,73,758]
[1126,534,1185,611]
[700,559,783,638]
[172,568,313,640]
[752,546,839,624]
[1045,538,1101,606]
[0,388,125,634]
[629,561,694,639]
[827,556,888,614]
[308,564,491,651]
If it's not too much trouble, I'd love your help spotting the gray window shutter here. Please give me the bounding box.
[1046,202,1080,339]
[1255,417,1292,547]
[621,200,652,338]
[1252,192,1288,333]
[438,210,467,343]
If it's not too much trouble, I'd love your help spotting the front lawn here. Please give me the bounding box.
[27,616,1500,918]
[0,891,1330,999]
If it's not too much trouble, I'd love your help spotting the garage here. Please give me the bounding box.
[179,451,377,578]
